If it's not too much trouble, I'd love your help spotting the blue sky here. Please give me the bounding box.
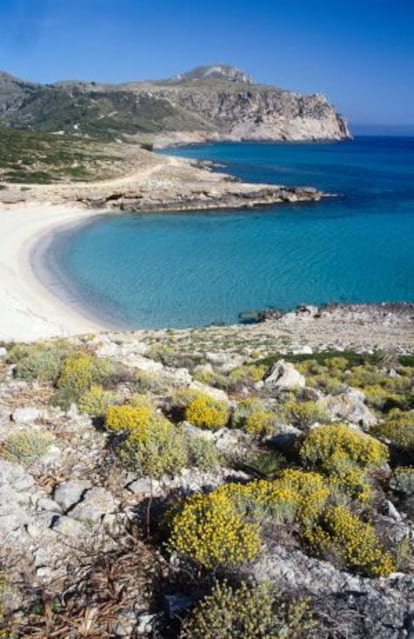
[0,0,413,125]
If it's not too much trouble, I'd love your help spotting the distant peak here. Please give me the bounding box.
[167,64,253,84]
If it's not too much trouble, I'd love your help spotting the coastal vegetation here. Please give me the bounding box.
[0,328,413,637]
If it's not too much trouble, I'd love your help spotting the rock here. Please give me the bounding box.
[263,360,305,391]
[0,347,7,358]
[0,459,35,492]
[189,381,229,403]
[127,477,162,497]
[137,612,156,635]
[66,403,79,419]
[205,351,245,373]
[68,487,117,523]
[253,544,414,639]
[382,499,403,522]
[36,497,62,513]
[51,515,89,537]
[182,422,214,441]
[292,345,313,355]
[11,407,41,424]
[53,479,91,512]
[317,390,377,427]
[212,427,243,452]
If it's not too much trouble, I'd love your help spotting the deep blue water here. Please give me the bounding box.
[50,137,414,328]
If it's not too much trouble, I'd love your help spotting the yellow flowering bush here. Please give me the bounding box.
[105,403,153,432]
[232,398,276,435]
[307,505,395,577]
[168,491,261,569]
[123,413,187,477]
[299,423,388,468]
[185,393,229,430]
[180,580,315,639]
[78,384,115,418]
[373,409,414,449]
[217,470,329,526]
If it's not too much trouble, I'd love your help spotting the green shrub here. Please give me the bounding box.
[299,424,388,468]
[281,400,329,429]
[3,429,54,463]
[245,450,286,478]
[186,436,222,471]
[390,467,414,497]
[373,409,414,449]
[228,364,267,387]
[117,413,187,478]
[299,424,388,500]
[306,505,395,577]
[78,385,115,418]
[218,470,330,526]
[57,351,112,395]
[8,340,71,383]
[232,399,276,435]
[185,393,229,430]
[181,580,315,639]
[168,491,261,569]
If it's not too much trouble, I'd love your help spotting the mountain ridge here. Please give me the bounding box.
[0,64,351,144]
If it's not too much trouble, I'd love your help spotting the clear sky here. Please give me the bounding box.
[0,0,413,125]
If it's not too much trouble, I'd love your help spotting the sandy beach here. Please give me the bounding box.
[0,203,109,342]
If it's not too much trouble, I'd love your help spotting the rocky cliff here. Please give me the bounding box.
[0,65,351,143]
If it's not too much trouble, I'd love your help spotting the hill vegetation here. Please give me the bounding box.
[0,320,412,637]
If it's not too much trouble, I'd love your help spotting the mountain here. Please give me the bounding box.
[0,65,351,143]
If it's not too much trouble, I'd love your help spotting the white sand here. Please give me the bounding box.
[0,203,109,342]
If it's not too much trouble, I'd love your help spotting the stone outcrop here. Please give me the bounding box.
[0,64,351,143]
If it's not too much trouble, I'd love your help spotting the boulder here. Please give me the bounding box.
[263,360,305,391]
[53,479,91,512]
[316,390,377,427]
[189,381,229,403]
[12,407,41,424]
[68,487,117,523]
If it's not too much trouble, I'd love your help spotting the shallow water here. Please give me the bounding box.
[49,137,414,328]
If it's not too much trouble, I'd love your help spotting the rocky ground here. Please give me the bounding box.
[0,142,325,212]
[0,304,413,637]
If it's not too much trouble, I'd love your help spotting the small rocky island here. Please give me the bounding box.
[0,304,413,637]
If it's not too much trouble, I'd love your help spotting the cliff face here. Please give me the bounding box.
[0,65,351,143]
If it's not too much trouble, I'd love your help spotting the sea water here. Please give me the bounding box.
[48,137,414,328]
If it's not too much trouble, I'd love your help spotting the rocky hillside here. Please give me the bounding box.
[0,65,350,144]
[0,305,413,638]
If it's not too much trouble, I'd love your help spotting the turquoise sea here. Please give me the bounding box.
[45,137,414,328]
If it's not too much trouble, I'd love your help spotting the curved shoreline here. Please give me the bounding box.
[0,204,110,342]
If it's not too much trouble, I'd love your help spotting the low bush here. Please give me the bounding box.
[232,399,276,435]
[299,424,388,500]
[78,385,116,418]
[299,423,388,468]
[180,580,314,639]
[116,412,187,478]
[57,351,113,395]
[168,491,261,570]
[186,435,222,471]
[306,504,395,577]
[185,393,229,430]
[281,400,329,429]
[373,409,414,449]
[105,402,152,432]
[3,429,54,463]
[218,470,330,526]
[8,340,72,383]
[390,466,414,497]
